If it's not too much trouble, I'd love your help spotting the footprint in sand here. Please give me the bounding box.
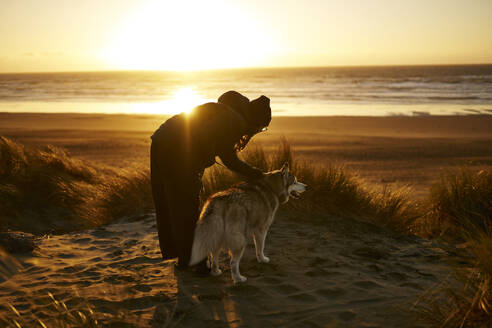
[336,310,357,322]
[275,283,300,295]
[305,267,327,277]
[257,276,283,285]
[353,280,382,290]
[316,287,346,299]
[287,292,318,303]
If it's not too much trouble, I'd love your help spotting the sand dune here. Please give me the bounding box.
[1,212,458,327]
[1,113,486,326]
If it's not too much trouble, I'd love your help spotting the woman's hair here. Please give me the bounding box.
[248,95,271,129]
[234,134,252,152]
[218,90,271,152]
[217,91,249,111]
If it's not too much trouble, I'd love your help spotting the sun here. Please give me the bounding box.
[130,87,210,115]
[165,87,209,114]
[103,0,274,71]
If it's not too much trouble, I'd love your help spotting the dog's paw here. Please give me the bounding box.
[258,256,270,263]
[210,268,222,277]
[233,275,247,283]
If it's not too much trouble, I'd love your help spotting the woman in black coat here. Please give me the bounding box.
[150,91,271,268]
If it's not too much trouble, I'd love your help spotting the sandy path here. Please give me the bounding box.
[0,213,457,327]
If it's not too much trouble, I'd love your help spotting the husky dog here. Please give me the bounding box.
[189,163,307,283]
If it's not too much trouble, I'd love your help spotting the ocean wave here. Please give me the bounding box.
[1,66,492,109]
[427,96,481,101]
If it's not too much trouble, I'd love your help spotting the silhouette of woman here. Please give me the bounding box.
[150,91,271,268]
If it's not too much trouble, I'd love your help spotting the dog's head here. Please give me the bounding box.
[265,162,307,204]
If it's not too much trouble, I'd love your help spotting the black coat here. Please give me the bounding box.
[151,102,263,179]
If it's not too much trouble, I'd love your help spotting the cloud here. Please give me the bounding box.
[22,51,64,57]
[41,51,64,57]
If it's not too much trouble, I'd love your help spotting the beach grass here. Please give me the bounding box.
[0,136,153,234]
[0,135,421,235]
[205,138,420,233]
[424,169,492,240]
[417,169,492,327]
[0,132,487,233]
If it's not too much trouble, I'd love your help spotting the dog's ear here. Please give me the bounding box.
[281,162,289,174]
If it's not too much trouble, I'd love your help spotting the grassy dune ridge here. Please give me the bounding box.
[1,136,491,327]
[238,138,420,232]
[0,136,418,234]
[0,136,153,234]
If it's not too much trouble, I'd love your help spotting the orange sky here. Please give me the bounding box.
[1,0,491,72]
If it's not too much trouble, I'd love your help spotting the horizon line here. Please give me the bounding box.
[1,62,491,75]
[1,111,491,118]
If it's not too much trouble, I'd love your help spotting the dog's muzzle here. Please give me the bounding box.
[289,181,307,199]
[290,190,301,199]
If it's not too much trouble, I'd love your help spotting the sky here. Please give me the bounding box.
[1,0,491,72]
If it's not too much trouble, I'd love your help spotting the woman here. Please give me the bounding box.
[150,91,271,268]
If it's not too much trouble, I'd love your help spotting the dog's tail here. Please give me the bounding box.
[188,204,223,266]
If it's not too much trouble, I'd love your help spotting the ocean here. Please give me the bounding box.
[0,65,491,116]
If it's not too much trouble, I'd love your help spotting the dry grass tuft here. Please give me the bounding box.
[416,169,492,327]
[0,136,153,234]
[425,169,492,240]
[204,138,419,232]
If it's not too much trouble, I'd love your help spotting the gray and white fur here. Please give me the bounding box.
[189,163,307,283]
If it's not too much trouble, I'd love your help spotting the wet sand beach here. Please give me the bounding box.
[2,113,492,199]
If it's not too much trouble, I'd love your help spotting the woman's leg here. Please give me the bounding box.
[151,141,178,259]
[165,170,202,268]
[151,140,203,267]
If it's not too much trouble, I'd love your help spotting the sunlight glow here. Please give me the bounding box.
[131,87,209,115]
[103,0,274,71]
